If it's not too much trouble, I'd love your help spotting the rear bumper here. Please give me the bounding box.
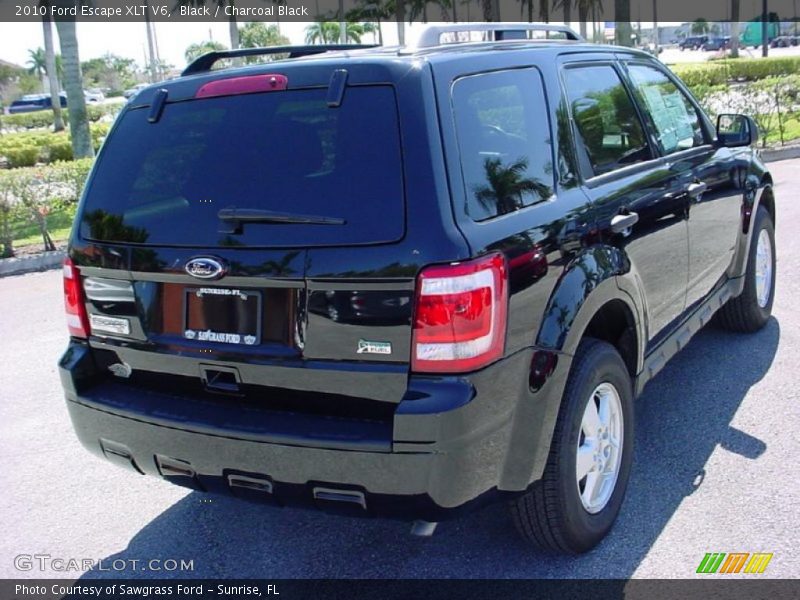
[60,342,569,521]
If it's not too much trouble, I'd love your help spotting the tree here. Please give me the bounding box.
[691,18,710,35]
[474,158,552,216]
[41,3,65,132]
[554,0,572,26]
[348,0,389,45]
[576,0,592,39]
[730,0,741,58]
[54,7,94,159]
[27,48,47,82]
[481,0,500,20]
[305,21,367,44]
[239,21,290,52]
[174,0,240,50]
[615,0,633,47]
[81,54,137,93]
[395,0,406,45]
[185,40,227,64]
[239,22,290,63]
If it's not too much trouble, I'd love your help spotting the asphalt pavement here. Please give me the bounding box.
[1,159,798,579]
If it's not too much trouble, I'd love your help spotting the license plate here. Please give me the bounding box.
[183,287,261,346]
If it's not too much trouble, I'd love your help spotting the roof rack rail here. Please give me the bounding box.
[414,22,582,48]
[182,44,379,76]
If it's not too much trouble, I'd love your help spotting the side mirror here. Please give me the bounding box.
[717,114,759,148]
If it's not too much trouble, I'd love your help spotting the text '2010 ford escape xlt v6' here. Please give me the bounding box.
[60,23,776,553]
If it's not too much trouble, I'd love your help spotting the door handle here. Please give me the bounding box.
[610,212,639,234]
[687,181,707,198]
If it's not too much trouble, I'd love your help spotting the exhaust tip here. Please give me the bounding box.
[410,520,438,537]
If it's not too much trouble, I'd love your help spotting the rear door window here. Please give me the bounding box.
[452,69,555,221]
[563,65,652,178]
[80,86,405,247]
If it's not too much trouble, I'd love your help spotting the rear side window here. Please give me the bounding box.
[452,69,554,222]
[563,65,651,178]
[80,86,404,248]
[626,64,707,155]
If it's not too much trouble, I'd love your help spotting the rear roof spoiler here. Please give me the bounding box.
[182,45,379,76]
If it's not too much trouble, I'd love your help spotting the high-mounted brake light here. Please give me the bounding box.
[412,253,508,373]
[63,258,89,338]
[195,74,288,99]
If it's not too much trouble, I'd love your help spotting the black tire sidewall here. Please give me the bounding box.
[555,342,635,552]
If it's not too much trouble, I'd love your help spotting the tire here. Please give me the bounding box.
[716,205,775,333]
[510,338,634,553]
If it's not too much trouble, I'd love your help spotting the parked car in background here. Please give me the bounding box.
[703,37,731,51]
[123,83,149,100]
[679,35,708,50]
[770,35,799,48]
[8,92,67,114]
[84,89,105,103]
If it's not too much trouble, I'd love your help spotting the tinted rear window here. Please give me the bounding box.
[80,86,404,247]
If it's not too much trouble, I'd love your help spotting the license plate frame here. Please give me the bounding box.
[183,287,262,346]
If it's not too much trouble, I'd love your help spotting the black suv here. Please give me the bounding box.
[60,24,776,554]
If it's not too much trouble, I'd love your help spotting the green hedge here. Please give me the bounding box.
[0,123,109,167]
[0,102,121,131]
[671,56,800,88]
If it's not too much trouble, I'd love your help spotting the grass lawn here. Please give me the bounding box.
[764,113,800,146]
[9,206,74,250]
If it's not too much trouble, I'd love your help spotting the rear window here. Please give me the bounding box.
[79,86,404,247]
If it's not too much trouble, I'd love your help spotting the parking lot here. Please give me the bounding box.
[658,42,800,64]
[0,159,798,579]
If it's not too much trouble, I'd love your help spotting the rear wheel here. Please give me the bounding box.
[716,205,775,333]
[510,338,634,553]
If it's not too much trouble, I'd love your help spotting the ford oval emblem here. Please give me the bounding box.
[185,257,226,280]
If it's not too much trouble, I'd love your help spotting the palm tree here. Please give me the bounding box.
[576,0,591,38]
[27,48,47,82]
[41,2,65,132]
[174,0,240,50]
[615,0,632,46]
[554,0,572,26]
[305,21,366,44]
[348,1,389,44]
[691,18,710,35]
[185,40,227,64]
[54,15,94,159]
[474,158,552,216]
[481,0,500,20]
[395,0,406,45]
[144,1,159,83]
[730,0,741,58]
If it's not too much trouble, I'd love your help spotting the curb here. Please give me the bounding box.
[0,250,65,278]
[762,145,800,163]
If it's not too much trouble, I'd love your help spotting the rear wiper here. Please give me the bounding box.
[218,208,346,234]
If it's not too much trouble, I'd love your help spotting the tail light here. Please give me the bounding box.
[63,258,89,338]
[412,253,508,373]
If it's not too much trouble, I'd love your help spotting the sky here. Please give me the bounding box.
[0,21,412,71]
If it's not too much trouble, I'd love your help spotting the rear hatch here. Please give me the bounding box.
[70,69,433,448]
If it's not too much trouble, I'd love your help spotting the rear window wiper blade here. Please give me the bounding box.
[218,208,346,233]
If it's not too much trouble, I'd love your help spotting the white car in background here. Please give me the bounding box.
[84,89,105,103]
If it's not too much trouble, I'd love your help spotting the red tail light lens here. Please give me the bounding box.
[412,253,508,373]
[63,258,89,338]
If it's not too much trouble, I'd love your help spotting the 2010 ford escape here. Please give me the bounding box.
[60,23,777,553]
